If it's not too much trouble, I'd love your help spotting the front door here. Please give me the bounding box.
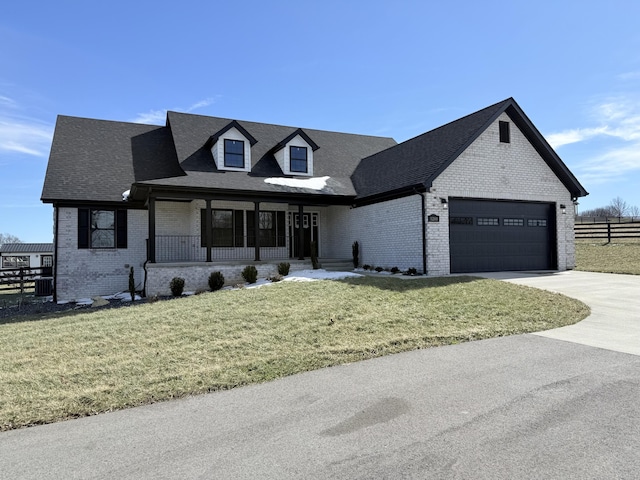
[289,213,318,258]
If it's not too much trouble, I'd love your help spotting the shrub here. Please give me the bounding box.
[208,271,225,291]
[277,262,290,276]
[352,241,359,268]
[363,264,371,271]
[242,265,258,284]
[169,277,185,297]
[390,266,400,274]
[128,266,135,302]
[375,266,384,272]
[311,241,320,269]
[406,267,418,276]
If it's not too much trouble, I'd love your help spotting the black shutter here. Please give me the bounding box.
[247,211,255,247]
[78,208,89,248]
[200,209,207,247]
[234,210,244,247]
[277,211,286,247]
[116,209,127,248]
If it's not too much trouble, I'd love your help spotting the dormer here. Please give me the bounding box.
[272,129,319,176]
[207,121,257,172]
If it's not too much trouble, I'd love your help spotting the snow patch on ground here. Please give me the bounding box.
[242,269,362,289]
[264,176,330,190]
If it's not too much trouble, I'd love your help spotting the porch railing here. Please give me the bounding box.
[154,235,290,263]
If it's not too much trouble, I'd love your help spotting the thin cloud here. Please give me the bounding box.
[0,114,53,158]
[548,95,640,186]
[546,126,609,149]
[130,96,220,125]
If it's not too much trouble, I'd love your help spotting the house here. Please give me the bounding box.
[0,243,54,273]
[41,98,587,301]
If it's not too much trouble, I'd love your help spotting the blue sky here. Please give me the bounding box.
[2,1,640,242]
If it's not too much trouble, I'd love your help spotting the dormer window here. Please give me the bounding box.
[207,121,256,172]
[290,146,308,173]
[272,129,319,176]
[224,139,245,168]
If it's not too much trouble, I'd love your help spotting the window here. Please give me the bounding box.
[290,146,308,173]
[504,218,524,226]
[78,208,127,249]
[224,139,244,168]
[528,219,547,227]
[499,121,510,143]
[201,209,244,247]
[2,256,29,269]
[248,210,286,247]
[477,217,499,226]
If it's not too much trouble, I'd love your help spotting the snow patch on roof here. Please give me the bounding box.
[264,176,330,190]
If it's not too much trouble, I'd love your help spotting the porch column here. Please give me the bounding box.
[205,199,212,262]
[148,196,156,263]
[254,202,261,261]
[297,204,304,260]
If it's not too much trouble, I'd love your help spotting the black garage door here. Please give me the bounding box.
[449,199,556,273]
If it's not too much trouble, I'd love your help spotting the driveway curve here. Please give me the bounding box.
[478,270,640,356]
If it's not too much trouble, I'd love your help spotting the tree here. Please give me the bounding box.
[629,205,640,219]
[0,233,22,245]
[609,196,629,217]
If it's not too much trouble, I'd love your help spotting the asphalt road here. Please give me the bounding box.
[2,271,639,479]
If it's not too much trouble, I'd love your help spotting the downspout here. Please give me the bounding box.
[53,205,59,303]
[414,188,427,275]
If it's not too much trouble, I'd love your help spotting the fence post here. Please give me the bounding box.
[19,268,25,295]
[607,222,611,243]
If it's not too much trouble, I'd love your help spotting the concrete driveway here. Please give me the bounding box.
[1,270,639,479]
[478,270,640,356]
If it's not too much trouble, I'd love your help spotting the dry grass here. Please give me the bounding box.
[575,239,640,275]
[0,276,589,430]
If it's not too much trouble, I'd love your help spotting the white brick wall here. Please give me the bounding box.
[323,197,425,271]
[55,207,148,301]
[145,260,311,296]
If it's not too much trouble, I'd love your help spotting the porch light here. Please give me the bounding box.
[560,204,566,214]
[440,198,448,209]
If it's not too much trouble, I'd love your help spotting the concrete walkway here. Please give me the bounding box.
[477,270,640,356]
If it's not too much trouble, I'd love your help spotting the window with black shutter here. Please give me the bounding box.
[78,208,127,249]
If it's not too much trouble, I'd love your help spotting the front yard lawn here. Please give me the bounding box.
[575,240,640,275]
[0,275,589,431]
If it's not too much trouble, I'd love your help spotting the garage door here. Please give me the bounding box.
[449,199,556,273]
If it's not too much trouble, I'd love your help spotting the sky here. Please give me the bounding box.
[2,0,640,242]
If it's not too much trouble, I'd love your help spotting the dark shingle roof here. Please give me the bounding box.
[42,116,183,203]
[42,113,396,202]
[352,98,587,201]
[41,99,586,206]
[130,112,397,198]
[0,243,53,254]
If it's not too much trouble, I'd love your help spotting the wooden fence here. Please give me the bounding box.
[575,221,640,242]
[0,267,52,295]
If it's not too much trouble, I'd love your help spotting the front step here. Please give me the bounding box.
[319,258,354,271]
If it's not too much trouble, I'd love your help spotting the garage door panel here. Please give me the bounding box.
[449,199,555,273]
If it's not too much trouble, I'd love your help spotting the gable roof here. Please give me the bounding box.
[205,120,258,147]
[270,128,320,153]
[351,98,588,202]
[0,243,53,254]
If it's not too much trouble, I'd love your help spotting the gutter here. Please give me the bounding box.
[53,206,59,303]
[414,188,427,275]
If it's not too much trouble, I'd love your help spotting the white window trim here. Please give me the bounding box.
[211,127,252,172]
[274,134,314,176]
